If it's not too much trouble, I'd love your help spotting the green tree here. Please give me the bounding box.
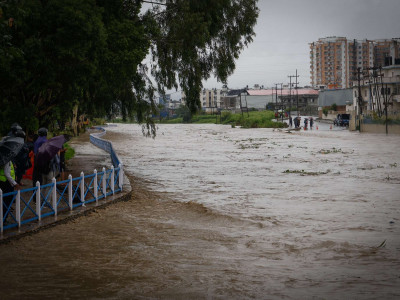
[0,0,106,134]
[149,0,259,114]
[175,104,192,122]
[0,0,259,136]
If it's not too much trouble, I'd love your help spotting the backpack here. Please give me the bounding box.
[41,160,52,174]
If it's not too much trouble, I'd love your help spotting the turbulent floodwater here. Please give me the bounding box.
[1,122,400,299]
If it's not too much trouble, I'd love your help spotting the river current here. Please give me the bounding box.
[1,122,399,299]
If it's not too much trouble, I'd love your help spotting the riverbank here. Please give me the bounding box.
[1,130,131,243]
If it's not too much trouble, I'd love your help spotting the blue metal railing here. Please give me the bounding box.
[1,125,124,233]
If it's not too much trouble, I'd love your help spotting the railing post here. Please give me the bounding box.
[94,169,98,203]
[16,190,21,228]
[80,172,85,206]
[36,181,41,221]
[1,189,3,233]
[102,167,106,198]
[52,178,57,216]
[68,175,73,210]
[119,164,123,191]
[111,165,115,195]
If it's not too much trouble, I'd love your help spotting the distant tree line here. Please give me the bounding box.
[0,0,258,136]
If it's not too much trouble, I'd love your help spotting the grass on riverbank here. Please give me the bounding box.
[64,143,75,161]
[221,111,287,128]
[160,110,287,128]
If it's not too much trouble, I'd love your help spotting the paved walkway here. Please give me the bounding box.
[1,130,131,243]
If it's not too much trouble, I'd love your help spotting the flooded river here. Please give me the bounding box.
[1,122,399,299]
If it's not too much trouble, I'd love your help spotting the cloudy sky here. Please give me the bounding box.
[203,0,400,89]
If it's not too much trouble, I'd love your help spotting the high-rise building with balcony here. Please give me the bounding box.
[310,37,400,89]
[310,37,374,89]
[374,39,400,68]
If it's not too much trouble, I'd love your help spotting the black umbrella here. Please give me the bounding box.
[0,136,25,167]
[36,135,66,168]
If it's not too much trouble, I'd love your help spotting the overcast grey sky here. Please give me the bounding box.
[203,0,400,89]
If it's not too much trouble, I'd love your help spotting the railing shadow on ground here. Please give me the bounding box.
[1,126,125,234]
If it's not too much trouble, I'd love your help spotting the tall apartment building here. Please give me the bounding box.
[310,37,400,89]
[310,37,373,89]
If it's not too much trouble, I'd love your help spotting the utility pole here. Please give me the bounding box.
[288,71,299,116]
[357,67,363,131]
[273,85,277,120]
[365,66,379,113]
[379,67,390,135]
[288,75,292,119]
[295,69,299,114]
[280,83,283,122]
[274,83,283,121]
[385,83,389,135]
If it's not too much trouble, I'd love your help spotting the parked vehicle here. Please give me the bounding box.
[334,114,350,126]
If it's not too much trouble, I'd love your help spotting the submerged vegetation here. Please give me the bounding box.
[283,169,331,176]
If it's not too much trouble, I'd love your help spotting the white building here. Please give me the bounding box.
[351,64,400,117]
[201,88,221,108]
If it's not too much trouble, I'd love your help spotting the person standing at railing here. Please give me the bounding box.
[7,123,22,137]
[12,130,31,186]
[23,135,36,181]
[32,128,48,187]
[42,154,60,185]
[59,146,66,181]
[0,161,21,223]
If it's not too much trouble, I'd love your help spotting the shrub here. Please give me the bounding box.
[221,111,232,122]
[64,143,75,161]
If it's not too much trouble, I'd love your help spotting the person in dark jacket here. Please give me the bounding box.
[12,130,30,185]
[33,128,48,154]
[32,128,48,187]
[309,117,314,129]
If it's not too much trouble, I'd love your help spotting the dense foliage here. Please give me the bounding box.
[0,0,258,136]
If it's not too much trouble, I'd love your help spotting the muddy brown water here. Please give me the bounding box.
[0,123,399,299]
